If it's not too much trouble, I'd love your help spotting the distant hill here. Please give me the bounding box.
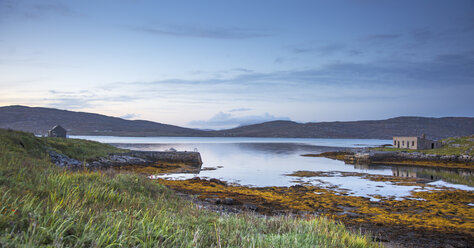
[210,118,474,140]
[0,105,206,137]
[1,105,473,139]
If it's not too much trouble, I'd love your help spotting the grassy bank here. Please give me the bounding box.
[0,129,377,247]
[0,129,125,161]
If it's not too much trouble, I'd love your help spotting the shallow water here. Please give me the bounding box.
[74,136,473,199]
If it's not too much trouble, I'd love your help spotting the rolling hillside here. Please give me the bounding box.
[1,105,473,139]
[0,105,206,136]
[210,117,474,140]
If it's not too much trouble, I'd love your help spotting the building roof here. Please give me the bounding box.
[51,125,66,131]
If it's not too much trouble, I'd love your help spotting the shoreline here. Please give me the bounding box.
[154,177,473,248]
[303,151,474,170]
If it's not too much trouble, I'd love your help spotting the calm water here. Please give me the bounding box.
[73,136,473,200]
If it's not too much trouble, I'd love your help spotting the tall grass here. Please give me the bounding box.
[0,129,379,247]
[43,137,126,161]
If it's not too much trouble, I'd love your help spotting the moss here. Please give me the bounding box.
[286,170,430,186]
[301,151,353,160]
[376,160,473,169]
[157,177,474,242]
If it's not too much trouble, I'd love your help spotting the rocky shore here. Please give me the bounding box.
[304,151,474,169]
[157,177,474,248]
[48,150,202,169]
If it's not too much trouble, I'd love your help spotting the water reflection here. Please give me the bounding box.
[352,163,473,186]
[390,165,473,186]
[110,140,473,198]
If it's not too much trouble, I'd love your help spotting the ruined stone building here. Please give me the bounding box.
[393,134,441,150]
[48,125,67,138]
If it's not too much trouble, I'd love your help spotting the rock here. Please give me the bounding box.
[204,198,220,204]
[48,150,84,168]
[209,178,228,186]
[290,185,304,190]
[222,198,235,205]
[243,203,258,211]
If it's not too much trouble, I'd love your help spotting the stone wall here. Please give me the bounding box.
[49,150,203,169]
[393,137,418,149]
[417,138,442,150]
[393,136,442,150]
[124,151,203,166]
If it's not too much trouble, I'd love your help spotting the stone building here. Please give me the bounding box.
[48,125,67,138]
[392,134,441,150]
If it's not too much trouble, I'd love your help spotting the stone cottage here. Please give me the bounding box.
[393,134,441,150]
[48,125,67,138]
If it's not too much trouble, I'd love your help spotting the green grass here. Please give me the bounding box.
[0,129,379,247]
[372,135,474,156]
[0,128,126,162]
[43,136,126,161]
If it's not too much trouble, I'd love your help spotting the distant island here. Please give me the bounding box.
[1,105,473,140]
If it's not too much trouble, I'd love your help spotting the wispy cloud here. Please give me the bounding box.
[0,1,81,19]
[31,3,77,16]
[366,34,401,42]
[120,113,140,119]
[188,111,291,129]
[229,108,252,112]
[233,68,254,73]
[108,51,474,102]
[45,89,137,110]
[292,43,346,56]
[132,25,272,39]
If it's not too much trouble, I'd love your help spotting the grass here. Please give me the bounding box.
[0,128,126,162]
[0,128,378,247]
[43,136,126,161]
[372,135,474,156]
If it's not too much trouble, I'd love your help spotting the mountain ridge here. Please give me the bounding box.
[1,105,473,140]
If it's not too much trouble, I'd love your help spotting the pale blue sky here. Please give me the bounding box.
[1,0,473,129]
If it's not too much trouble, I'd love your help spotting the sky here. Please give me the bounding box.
[1,0,473,129]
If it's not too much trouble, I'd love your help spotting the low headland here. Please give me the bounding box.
[302,135,474,169]
[0,129,378,247]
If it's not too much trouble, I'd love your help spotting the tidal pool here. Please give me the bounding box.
[74,136,473,199]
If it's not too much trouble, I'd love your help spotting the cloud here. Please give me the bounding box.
[120,113,140,119]
[409,28,434,42]
[292,43,345,56]
[45,48,472,114]
[274,57,285,63]
[233,68,253,73]
[45,89,137,110]
[45,97,92,110]
[107,51,473,106]
[188,112,291,129]
[229,108,252,112]
[0,1,82,20]
[367,34,401,42]
[31,3,77,16]
[132,25,271,39]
